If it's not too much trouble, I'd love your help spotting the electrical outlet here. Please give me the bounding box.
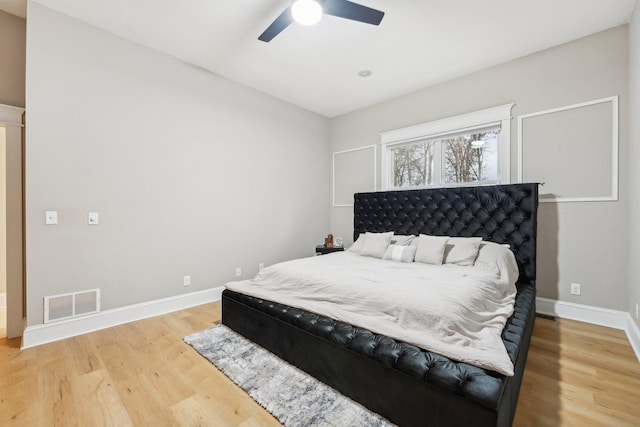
[235,267,242,277]
[183,275,191,286]
[570,283,581,296]
[45,211,58,225]
[88,212,99,225]
[259,263,264,272]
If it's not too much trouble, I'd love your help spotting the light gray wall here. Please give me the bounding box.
[0,10,25,108]
[330,26,629,311]
[25,3,330,326]
[629,3,640,328]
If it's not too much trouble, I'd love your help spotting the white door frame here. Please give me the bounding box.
[0,103,25,339]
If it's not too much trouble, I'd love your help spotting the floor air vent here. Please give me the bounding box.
[44,289,101,323]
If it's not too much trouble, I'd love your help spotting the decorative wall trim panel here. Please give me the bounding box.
[332,145,376,207]
[518,96,618,202]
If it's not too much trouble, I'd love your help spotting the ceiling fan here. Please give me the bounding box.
[259,0,385,42]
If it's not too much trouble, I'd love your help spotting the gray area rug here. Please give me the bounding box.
[184,325,394,427]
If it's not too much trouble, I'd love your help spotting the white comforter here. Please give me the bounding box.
[225,251,517,376]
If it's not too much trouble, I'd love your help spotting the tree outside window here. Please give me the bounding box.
[443,130,498,184]
[390,129,499,189]
[392,142,435,187]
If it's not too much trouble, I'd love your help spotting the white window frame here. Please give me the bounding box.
[380,104,514,190]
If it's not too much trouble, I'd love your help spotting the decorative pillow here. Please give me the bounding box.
[443,237,483,266]
[348,234,367,253]
[390,234,415,246]
[414,235,450,265]
[360,232,394,258]
[383,245,417,263]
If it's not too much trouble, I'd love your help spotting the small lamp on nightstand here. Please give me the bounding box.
[316,234,345,255]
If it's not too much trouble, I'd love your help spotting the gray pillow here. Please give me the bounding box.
[360,232,393,258]
[383,245,417,263]
[414,235,449,265]
[444,237,483,266]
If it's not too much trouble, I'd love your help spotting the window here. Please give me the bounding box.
[381,104,513,190]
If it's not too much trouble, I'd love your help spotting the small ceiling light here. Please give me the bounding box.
[358,70,372,77]
[291,0,323,26]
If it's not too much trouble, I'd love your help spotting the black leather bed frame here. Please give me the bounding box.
[222,183,538,426]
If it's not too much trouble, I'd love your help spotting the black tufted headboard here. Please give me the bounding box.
[353,183,539,286]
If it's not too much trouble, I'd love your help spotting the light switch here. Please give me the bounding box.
[45,211,58,225]
[88,212,99,225]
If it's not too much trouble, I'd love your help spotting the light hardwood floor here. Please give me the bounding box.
[0,302,639,426]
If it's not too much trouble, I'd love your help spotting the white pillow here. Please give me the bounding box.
[475,242,519,288]
[348,234,367,253]
[360,232,393,258]
[443,237,483,266]
[414,235,450,265]
[383,245,417,263]
[390,234,415,246]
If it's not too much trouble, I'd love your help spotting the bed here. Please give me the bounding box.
[222,183,538,427]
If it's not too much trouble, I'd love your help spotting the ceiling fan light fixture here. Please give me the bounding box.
[291,0,323,26]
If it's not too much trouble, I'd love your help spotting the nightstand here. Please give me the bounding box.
[315,245,345,255]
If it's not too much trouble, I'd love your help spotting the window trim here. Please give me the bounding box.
[380,104,514,190]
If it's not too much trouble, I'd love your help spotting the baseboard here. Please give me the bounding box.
[536,297,629,329]
[536,297,640,362]
[0,292,6,308]
[627,315,640,363]
[20,290,640,363]
[22,286,224,349]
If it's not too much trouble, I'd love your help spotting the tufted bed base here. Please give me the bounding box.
[222,183,538,426]
[222,284,535,426]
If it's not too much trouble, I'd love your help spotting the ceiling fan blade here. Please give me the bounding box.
[258,7,293,42]
[323,0,384,25]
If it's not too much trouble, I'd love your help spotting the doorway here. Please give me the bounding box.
[0,103,24,340]
[0,126,5,338]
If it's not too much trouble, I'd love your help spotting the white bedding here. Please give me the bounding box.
[225,250,518,376]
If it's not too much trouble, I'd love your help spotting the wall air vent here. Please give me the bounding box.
[44,288,101,323]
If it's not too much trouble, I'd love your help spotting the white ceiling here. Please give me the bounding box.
[3,0,637,117]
